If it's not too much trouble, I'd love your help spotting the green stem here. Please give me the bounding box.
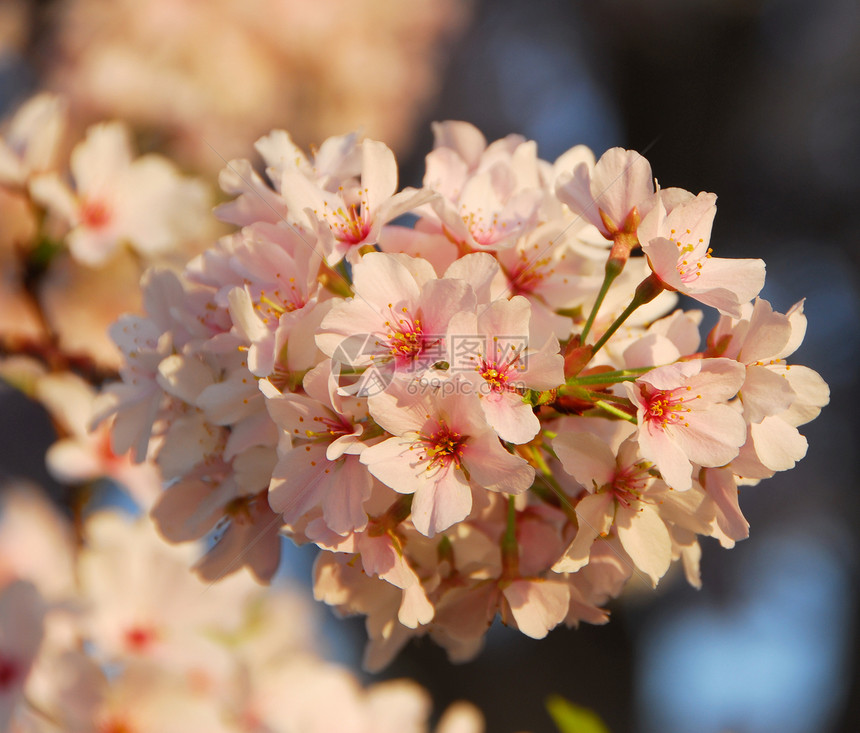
[501,495,519,579]
[576,389,632,405]
[370,494,413,536]
[528,443,553,475]
[580,258,624,344]
[591,273,665,355]
[564,372,643,387]
[590,299,641,355]
[594,399,637,422]
[528,446,578,523]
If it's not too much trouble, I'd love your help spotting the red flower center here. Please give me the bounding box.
[419,422,466,471]
[640,385,697,430]
[123,625,158,653]
[81,198,112,229]
[0,655,19,689]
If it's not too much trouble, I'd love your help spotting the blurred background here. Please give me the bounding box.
[1,0,858,731]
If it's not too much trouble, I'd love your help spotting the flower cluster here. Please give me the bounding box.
[98,121,828,668]
[0,488,482,733]
[44,0,472,172]
[0,93,214,373]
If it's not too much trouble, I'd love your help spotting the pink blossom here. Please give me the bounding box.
[639,191,765,317]
[626,358,747,491]
[360,383,534,536]
[552,432,671,585]
[0,93,67,186]
[35,373,161,507]
[707,298,830,477]
[281,138,435,264]
[30,122,210,265]
[262,362,374,535]
[555,147,656,242]
[447,295,564,443]
[421,124,543,251]
[317,252,476,382]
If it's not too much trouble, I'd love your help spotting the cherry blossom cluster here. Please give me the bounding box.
[0,488,483,733]
[96,121,829,668]
[45,0,472,172]
[0,93,215,374]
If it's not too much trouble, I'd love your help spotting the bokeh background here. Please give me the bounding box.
[1,0,858,731]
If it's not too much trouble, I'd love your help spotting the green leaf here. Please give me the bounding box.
[546,695,611,733]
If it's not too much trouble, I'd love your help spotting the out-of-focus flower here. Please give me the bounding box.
[0,581,45,731]
[36,372,162,507]
[0,485,76,600]
[31,121,211,266]
[0,504,485,732]
[44,0,474,172]
[0,94,68,188]
[0,93,216,374]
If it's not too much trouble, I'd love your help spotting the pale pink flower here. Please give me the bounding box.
[555,147,656,242]
[151,469,282,584]
[553,432,715,586]
[0,93,67,187]
[625,358,747,491]
[0,486,76,600]
[28,653,236,733]
[78,511,256,666]
[699,467,750,548]
[36,373,162,508]
[282,138,436,264]
[639,190,765,317]
[256,128,361,195]
[308,517,434,630]
[317,252,476,383]
[436,572,570,645]
[262,362,374,535]
[447,295,564,443]
[95,268,215,462]
[215,155,288,228]
[30,121,210,265]
[707,298,830,477]
[313,551,424,671]
[544,143,598,221]
[431,512,571,642]
[494,220,606,325]
[421,122,543,251]
[222,222,327,382]
[621,308,704,369]
[360,383,534,536]
[378,221,460,275]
